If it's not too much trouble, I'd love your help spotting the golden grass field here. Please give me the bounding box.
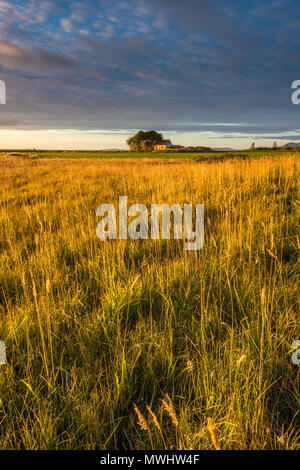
[0,152,299,449]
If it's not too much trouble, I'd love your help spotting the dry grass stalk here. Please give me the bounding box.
[134,404,148,431]
[207,417,221,450]
[46,278,51,293]
[161,395,179,427]
[146,406,161,431]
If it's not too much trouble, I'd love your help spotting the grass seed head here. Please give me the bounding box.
[162,395,179,427]
[146,406,161,431]
[134,404,148,431]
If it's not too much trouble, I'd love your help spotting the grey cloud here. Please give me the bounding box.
[0,0,299,141]
[0,41,74,74]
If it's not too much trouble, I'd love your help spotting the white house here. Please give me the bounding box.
[154,140,184,151]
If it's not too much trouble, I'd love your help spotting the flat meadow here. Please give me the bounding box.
[0,151,299,449]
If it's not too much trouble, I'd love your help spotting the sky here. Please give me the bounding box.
[0,0,300,150]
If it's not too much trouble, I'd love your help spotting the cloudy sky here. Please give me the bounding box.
[0,0,299,149]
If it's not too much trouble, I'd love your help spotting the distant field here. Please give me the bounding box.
[0,149,297,161]
[0,152,299,450]
[31,149,296,160]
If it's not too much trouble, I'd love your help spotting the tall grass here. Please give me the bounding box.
[0,152,299,449]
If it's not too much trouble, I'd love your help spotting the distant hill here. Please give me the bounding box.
[100,148,128,152]
[280,142,300,148]
[212,147,236,151]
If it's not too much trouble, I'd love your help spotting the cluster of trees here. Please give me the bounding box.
[250,142,279,150]
[127,130,163,151]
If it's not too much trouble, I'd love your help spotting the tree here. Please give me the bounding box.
[272,141,278,150]
[250,142,255,150]
[126,131,144,152]
[127,130,163,151]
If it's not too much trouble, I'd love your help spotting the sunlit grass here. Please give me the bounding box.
[0,152,299,449]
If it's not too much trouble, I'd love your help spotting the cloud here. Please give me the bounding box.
[60,18,74,33]
[0,42,24,57]
[0,40,74,73]
[0,0,299,144]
